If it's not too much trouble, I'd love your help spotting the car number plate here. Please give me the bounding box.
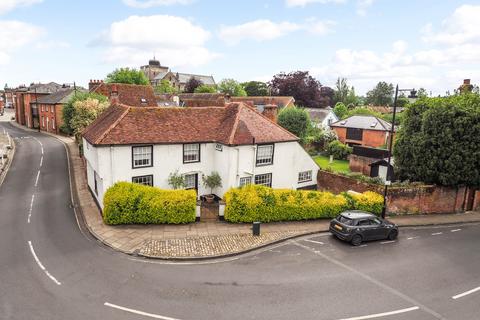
[334,224,342,231]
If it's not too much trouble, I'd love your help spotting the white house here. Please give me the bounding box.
[305,107,338,129]
[82,102,319,208]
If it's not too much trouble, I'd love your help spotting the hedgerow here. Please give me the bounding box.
[103,182,196,225]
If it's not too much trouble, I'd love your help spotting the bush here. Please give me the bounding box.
[103,182,196,225]
[277,107,310,138]
[224,185,349,223]
[349,191,384,215]
[326,140,352,160]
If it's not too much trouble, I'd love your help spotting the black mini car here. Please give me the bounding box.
[329,210,398,246]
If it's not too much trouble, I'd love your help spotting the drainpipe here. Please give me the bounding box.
[252,138,256,178]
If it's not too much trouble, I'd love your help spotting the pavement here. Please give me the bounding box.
[2,117,480,320]
[7,115,480,259]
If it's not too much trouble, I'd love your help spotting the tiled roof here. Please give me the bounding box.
[83,102,298,146]
[330,115,393,131]
[230,96,295,109]
[305,107,335,123]
[92,83,157,107]
[35,88,83,104]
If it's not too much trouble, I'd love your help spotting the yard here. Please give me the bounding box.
[313,155,350,173]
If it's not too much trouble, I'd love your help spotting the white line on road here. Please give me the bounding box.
[303,239,324,245]
[338,306,420,320]
[432,232,443,236]
[39,156,43,167]
[380,240,396,244]
[34,170,40,187]
[450,229,461,232]
[27,241,61,286]
[104,302,181,320]
[407,236,419,240]
[27,194,35,223]
[452,286,480,300]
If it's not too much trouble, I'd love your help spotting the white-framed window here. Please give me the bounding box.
[184,173,197,190]
[215,143,223,151]
[52,119,55,130]
[183,143,200,163]
[254,173,272,187]
[256,144,274,166]
[298,170,313,183]
[50,106,54,113]
[132,145,153,168]
[132,175,153,186]
[239,176,252,187]
[41,105,44,112]
[41,116,45,127]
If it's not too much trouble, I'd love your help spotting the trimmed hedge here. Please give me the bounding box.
[103,182,196,225]
[224,185,384,223]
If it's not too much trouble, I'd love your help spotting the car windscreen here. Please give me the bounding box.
[337,215,354,225]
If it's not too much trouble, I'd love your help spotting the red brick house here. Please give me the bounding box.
[330,115,394,148]
[89,80,157,107]
[36,88,78,134]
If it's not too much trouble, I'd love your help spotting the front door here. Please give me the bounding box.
[184,173,198,197]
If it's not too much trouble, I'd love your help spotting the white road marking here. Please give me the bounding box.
[39,156,43,167]
[104,302,181,320]
[432,232,443,236]
[27,241,61,285]
[452,286,480,300]
[407,236,419,240]
[27,194,35,223]
[450,229,461,232]
[338,306,420,320]
[352,244,368,248]
[34,170,40,187]
[380,240,396,244]
[303,239,324,245]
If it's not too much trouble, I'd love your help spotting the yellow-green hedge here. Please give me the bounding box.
[103,182,196,225]
[224,185,384,223]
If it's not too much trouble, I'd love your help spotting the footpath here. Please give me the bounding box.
[8,120,480,260]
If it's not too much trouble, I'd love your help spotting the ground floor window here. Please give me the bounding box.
[184,173,198,190]
[239,176,252,187]
[254,173,272,187]
[132,175,153,186]
[298,170,312,183]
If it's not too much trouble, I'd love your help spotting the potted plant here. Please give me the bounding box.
[202,171,222,203]
[168,170,186,189]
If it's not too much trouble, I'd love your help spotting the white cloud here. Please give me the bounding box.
[122,0,191,8]
[306,19,336,35]
[0,0,42,14]
[0,20,44,64]
[35,40,70,50]
[219,20,301,45]
[356,0,374,16]
[94,15,217,67]
[285,0,345,7]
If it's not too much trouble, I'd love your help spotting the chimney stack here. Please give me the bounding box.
[89,79,103,92]
[263,104,278,123]
[110,84,119,105]
[464,79,471,85]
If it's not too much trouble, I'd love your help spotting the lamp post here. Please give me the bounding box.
[381,85,417,219]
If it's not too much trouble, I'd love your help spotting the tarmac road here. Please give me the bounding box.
[0,119,479,320]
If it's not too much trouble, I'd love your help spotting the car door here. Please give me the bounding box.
[357,219,376,240]
[369,218,387,240]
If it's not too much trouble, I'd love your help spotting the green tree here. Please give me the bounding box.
[61,92,108,135]
[365,81,395,106]
[184,77,203,93]
[277,107,310,138]
[154,79,177,94]
[242,81,269,96]
[333,78,358,106]
[218,79,247,96]
[326,140,352,160]
[105,68,149,85]
[333,102,348,119]
[394,93,480,187]
[417,88,428,98]
[194,84,217,93]
[70,98,110,140]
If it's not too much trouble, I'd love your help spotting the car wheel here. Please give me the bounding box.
[388,229,398,240]
[351,234,362,246]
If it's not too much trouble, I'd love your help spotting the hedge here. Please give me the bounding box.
[224,185,384,223]
[103,182,196,225]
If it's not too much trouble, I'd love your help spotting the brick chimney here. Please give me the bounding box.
[110,84,119,105]
[89,79,103,92]
[464,79,471,85]
[262,104,278,123]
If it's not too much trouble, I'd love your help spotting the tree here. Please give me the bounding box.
[154,79,177,94]
[333,102,348,119]
[70,98,110,140]
[394,93,480,187]
[242,81,269,96]
[184,77,203,93]
[277,107,310,138]
[105,68,149,85]
[269,71,323,108]
[319,86,334,108]
[218,79,247,96]
[417,88,428,98]
[333,78,359,106]
[327,140,352,160]
[365,81,394,106]
[61,92,108,135]
[194,84,217,93]
[168,170,185,189]
[202,171,222,195]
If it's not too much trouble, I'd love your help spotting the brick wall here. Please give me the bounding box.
[317,170,478,214]
[332,127,391,148]
[349,154,376,176]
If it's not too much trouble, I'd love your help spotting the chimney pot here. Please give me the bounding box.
[262,104,278,123]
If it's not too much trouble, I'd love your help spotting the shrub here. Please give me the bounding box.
[103,182,196,225]
[349,191,384,215]
[224,185,349,223]
[202,171,222,194]
[326,140,352,160]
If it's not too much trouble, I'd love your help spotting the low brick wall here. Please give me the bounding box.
[317,170,478,214]
[349,154,376,176]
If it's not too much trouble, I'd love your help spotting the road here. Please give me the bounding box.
[1,113,479,320]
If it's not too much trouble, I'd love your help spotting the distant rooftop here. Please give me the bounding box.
[330,115,393,131]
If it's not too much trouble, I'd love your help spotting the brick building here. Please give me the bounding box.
[89,80,157,107]
[36,88,78,134]
[330,115,394,148]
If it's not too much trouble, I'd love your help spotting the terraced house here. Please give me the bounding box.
[82,102,319,208]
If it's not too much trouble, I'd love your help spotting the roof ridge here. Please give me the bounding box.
[246,103,299,139]
[94,104,131,144]
[227,104,242,144]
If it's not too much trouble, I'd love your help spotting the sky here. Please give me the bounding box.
[0,0,479,95]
